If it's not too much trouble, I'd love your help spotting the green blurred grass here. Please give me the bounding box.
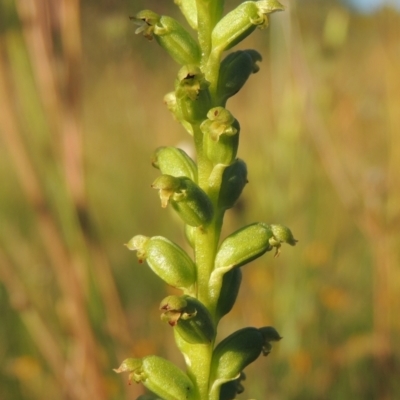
[1,0,400,399]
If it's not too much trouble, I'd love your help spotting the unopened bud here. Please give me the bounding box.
[215,223,274,271]
[211,1,284,54]
[152,175,213,227]
[152,146,197,182]
[210,328,263,384]
[131,10,201,65]
[175,65,212,124]
[126,235,196,290]
[217,50,262,104]
[160,295,215,344]
[201,107,240,165]
[114,356,195,400]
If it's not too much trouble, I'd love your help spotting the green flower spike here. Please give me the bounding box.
[151,175,213,227]
[126,235,196,290]
[114,356,195,400]
[211,0,285,54]
[201,107,240,165]
[160,295,215,344]
[125,2,291,399]
[131,10,201,65]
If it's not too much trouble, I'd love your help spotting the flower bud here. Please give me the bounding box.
[160,295,215,344]
[216,268,242,320]
[126,235,196,290]
[131,10,201,65]
[152,175,213,227]
[217,50,262,104]
[175,65,212,124]
[152,146,198,182]
[201,107,240,165]
[215,223,274,271]
[211,1,284,54]
[210,328,264,385]
[114,356,195,400]
[218,159,248,210]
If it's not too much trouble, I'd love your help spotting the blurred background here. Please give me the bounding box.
[1,0,399,399]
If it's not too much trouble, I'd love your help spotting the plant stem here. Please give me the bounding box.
[195,0,225,64]
[182,341,214,400]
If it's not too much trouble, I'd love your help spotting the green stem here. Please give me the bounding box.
[192,125,224,310]
[189,212,222,399]
[179,335,213,400]
[195,0,225,63]
[181,4,229,398]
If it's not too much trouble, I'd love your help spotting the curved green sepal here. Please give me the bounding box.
[126,235,196,290]
[201,107,240,165]
[152,175,213,227]
[216,268,242,320]
[211,1,285,54]
[160,295,215,344]
[114,356,195,400]
[131,10,201,65]
[152,146,198,182]
[218,159,248,210]
[217,49,262,104]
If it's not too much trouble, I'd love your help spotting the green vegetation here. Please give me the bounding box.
[1,0,400,399]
